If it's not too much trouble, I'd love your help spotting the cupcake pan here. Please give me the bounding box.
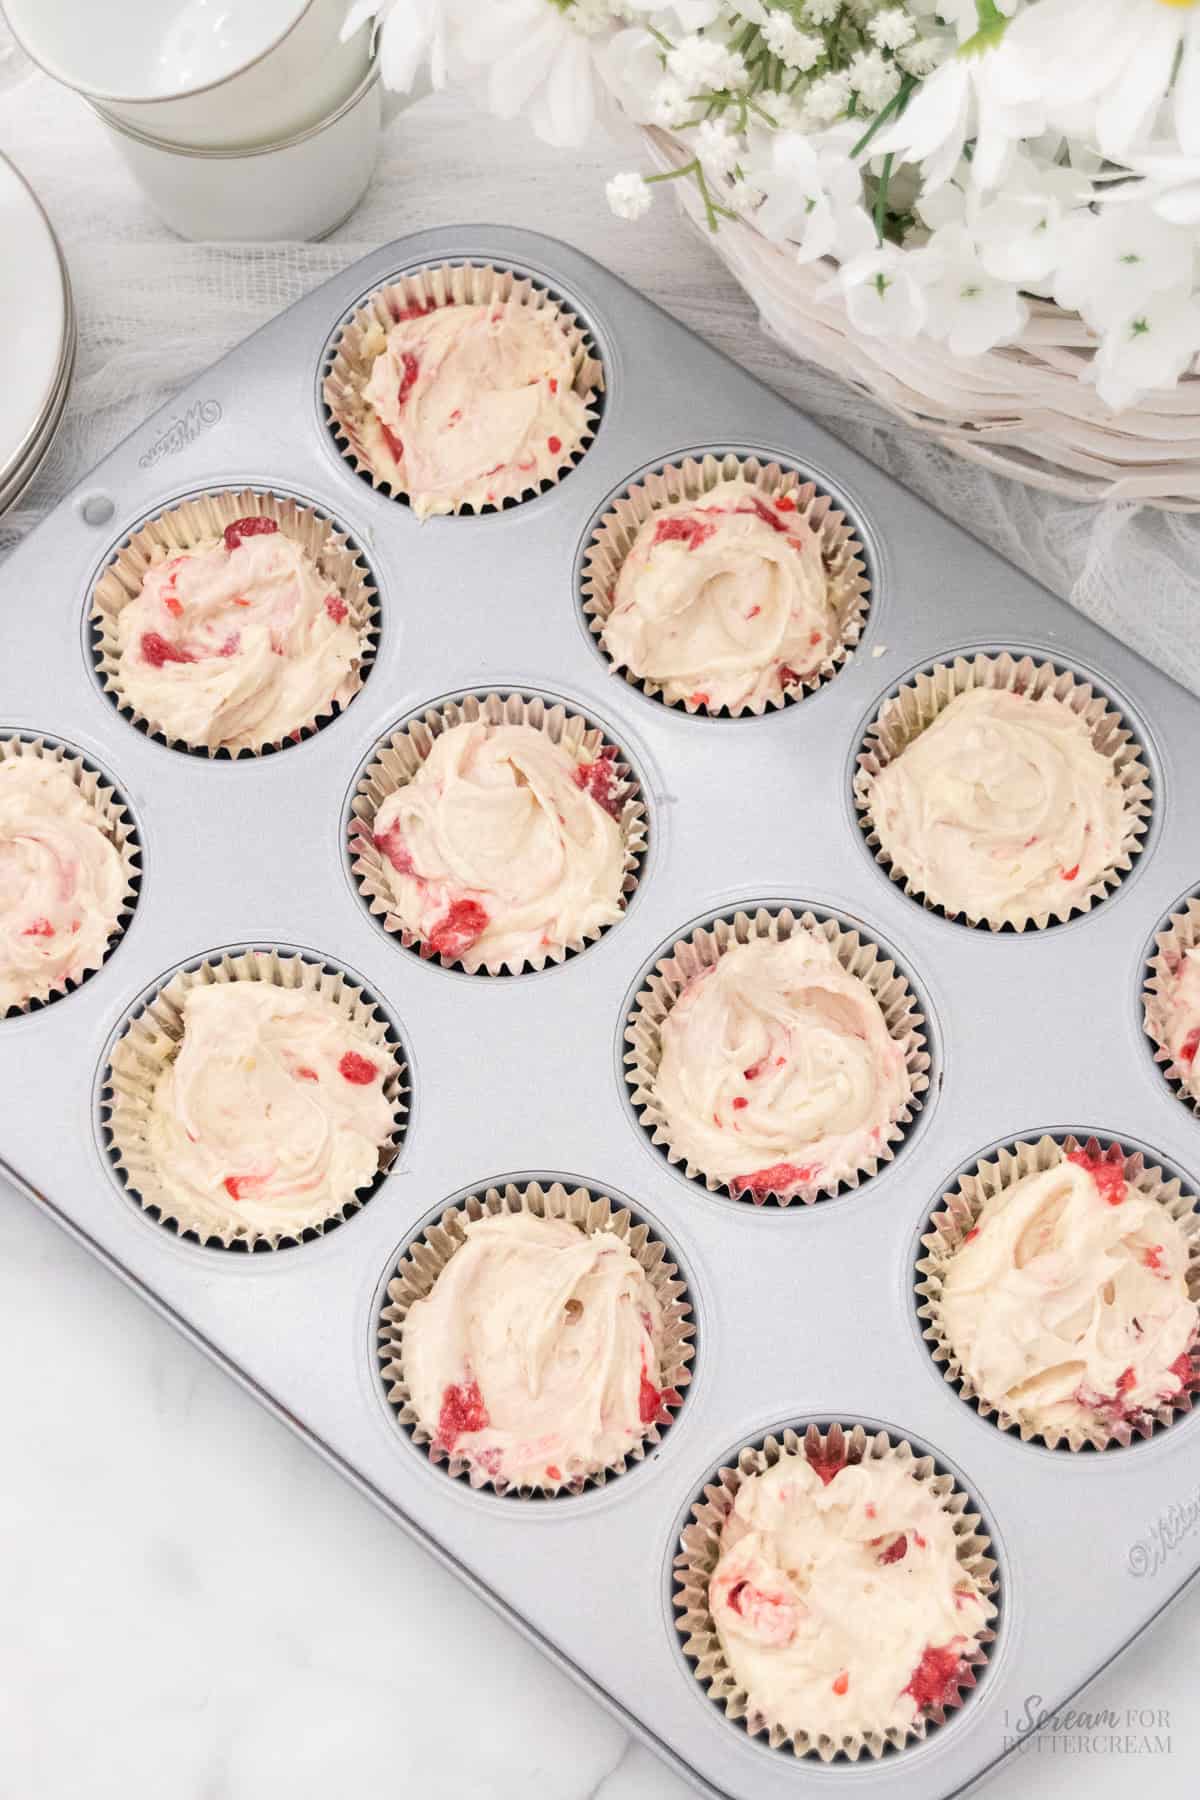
[4,226,1200,1798]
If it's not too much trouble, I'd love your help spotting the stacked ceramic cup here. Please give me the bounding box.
[3,0,408,240]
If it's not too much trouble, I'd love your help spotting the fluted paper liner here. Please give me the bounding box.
[918,1134,1200,1451]
[580,452,869,716]
[102,948,407,1251]
[376,1178,695,1496]
[625,906,929,1204]
[348,691,648,975]
[1143,896,1200,1117]
[323,262,604,513]
[0,734,140,1019]
[90,488,378,757]
[673,1422,998,1762]
[854,652,1151,931]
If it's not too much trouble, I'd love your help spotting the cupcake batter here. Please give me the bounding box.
[601,478,836,712]
[113,517,362,753]
[709,1452,992,1742]
[865,686,1126,926]
[366,720,627,971]
[403,1210,671,1487]
[938,1149,1197,1440]
[652,932,912,1201]
[0,753,127,1012]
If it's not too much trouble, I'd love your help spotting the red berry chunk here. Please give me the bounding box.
[373,822,415,874]
[391,300,431,322]
[427,898,489,959]
[653,515,716,551]
[732,1096,748,1111]
[222,1175,261,1201]
[1060,863,1080,881]
[324,593,348,624]
[735,1162,814,1202]
[397,351,420,408]
[738,494,789,533]
[294,1066,319,1083]
[436,1376,489,1451]
[140,632,196,668]
[380,421,404,463]
[1067,1146,1127,1206]
[545,1464,562,1482]
[1180,1027,1200,1065]
[338,1050,378,1085]
[779,665,803,686]
[1169,1349,1196,1389]
[832,1671,849,1695]
[638,1367,663,1425]
[1117,1366,1138,1393]
[775,492,797,512]
[1143,1244,1164,1271]
[877,1533,908,1565]
[21,917,55,938]
[807,1444,847,1486]
[163,594,184,619]
[743,1059,766,1081]
[547,434,562,454]
[904,1644,969,1714]
[571,755,622,818]
[223,515,278,553]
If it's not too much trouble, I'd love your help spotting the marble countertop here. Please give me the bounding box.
[2,47,1199,1800]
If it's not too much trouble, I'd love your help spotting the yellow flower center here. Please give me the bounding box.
[1157,0,1199,9]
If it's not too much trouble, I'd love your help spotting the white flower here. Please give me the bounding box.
[453,0,606,148]
[1051,199,1195,332]
[344,0,455,91]
[873,36,1042,193]
[598,27,663,125]
[728,175,765,210]
[999,0,1200,161]
[1125,147,1200,226]
[696,118,742,174]
[896,31,952,78]
[750,125,873,262]
[606,170,653,220]
[762,14,823,71]
[1091,291,1200,409]
[667,34,747,92]
[868,8,916,51]
[848,48,901,114]
[650,78,693,128]
[803,0,842,23]
[623,0,723,27]
[804,70,853,126]
[911,222,1029,354]
[970,156,1090,284]
[824,244,929,338]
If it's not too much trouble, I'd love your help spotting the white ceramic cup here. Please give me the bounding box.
[91,58,412,243]
[2,0,372,149]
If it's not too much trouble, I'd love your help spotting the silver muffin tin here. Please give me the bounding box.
[3,225,1200,1798]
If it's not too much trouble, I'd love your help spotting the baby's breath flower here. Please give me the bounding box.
[667,34,747,92]
[848,47,901,113]
[867,7,916,50]
[804,69,853,125]
[651,77,692,128]
[762,14,824,71]
[606,170,653,220]
[802,0,842,23]
[696,118,742,173]
[896,34,946,77]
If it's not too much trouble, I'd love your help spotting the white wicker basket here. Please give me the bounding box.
[646,126,1200,510]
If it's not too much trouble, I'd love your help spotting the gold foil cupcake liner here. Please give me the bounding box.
[0,734,141,1019]
[853,652,1152,931]
[90,488,379,757]
[348,691,648,975]
[1143,896,1200,1117]
[102,948,408,1251]
[323,262,604,513]
[918,1134,1200,1451]
[673,1421,998,1761]
[624,906,929,1204]
[579,452,870,717]
[376,1177,695,1496]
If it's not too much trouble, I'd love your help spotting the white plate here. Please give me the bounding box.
[0,154,70,507]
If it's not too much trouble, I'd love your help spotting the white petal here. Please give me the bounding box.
[1176,25,1200,158]
[529,38,595,148]
[1095,16,1178,158]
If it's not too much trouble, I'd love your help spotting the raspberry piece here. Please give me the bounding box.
[779,665,803,686]
[391,300,430,322]
[1068,1146,1127,1206]
[1117,1366,1137,1394]
[222,1175,262,1201]
[294,1066,319,1083]
[735,1162,814,1202]
[688,691,710,708]
[572,756,622,818]
[427,898,489,959]
[436,1376,489,1451]
[1180,1027,1200,1065]
[653,515,716,551]
[223,516,278,553]
[324,593,348,624]
[1143,1244,1164,1272]
[163,594,183,619]
[397,351,420,408]
[904,1643,968,1714]
[743,1060,766,1081]
[548,376,558,394]
[545,1464,562,1482]
[964,1226,980,1243]
[732,1096,748,1111]
[877,1533,908,1565]
[338,1051,378,1085]
[547,435,563,454]
[1060,863,1080,881]
[218,634,240,658]
[140,632,195,668]
[21,917,55,938]
[1169,1350,1196,1389]
[379,421,404,462]
[807,1443,847,1486]
[775,493,797,512]
[832,1671,849,1696]
[373,823,415,875]
[738,494,789,533]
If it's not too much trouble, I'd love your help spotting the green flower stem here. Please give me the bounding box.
[646,158,737,233]
[850,73,916,159]
[873,151,895,242]
[961,0,1009,55]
